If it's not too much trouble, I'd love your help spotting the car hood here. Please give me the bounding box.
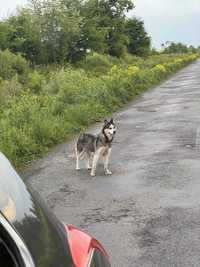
[0,152,74,267]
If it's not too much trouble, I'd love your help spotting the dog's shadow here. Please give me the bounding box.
[76,163,112,178]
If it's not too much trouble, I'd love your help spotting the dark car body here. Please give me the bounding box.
[0,152,111,267]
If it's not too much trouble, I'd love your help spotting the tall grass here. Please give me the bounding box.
[0,50,198,166]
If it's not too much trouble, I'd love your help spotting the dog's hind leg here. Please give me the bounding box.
[75,141,87,170]
[103,148,112,175]
[75,144,81,170]
[86,153,92,170]
[75,153,80,171]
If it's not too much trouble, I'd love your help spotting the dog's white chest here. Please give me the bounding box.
[100,146,110,156]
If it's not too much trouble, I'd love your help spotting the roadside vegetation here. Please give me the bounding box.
[0,51,198,166]
[0,0,199,166]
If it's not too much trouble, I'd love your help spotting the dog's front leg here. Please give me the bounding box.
[91,149,101,176]
[104,148,112,175]
[76,153,80,170]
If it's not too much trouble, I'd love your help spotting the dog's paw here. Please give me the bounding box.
[76,167,81,171]
[90,172,96,177]
[105,169,112,175]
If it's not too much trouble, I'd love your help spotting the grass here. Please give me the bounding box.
[0,51,198,166]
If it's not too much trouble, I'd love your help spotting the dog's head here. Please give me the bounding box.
[102,118,116,141]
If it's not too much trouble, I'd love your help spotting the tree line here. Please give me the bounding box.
[0,0,151,64]
[162,42,200,54]
[0,0,199,66]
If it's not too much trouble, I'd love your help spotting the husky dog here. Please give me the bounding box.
[75,118,116,176]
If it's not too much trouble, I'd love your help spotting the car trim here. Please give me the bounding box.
[0,212,35,267]
[0,237,19,266]
[65,224,94,267]
[65,224,110,267]
[87,248,94,267]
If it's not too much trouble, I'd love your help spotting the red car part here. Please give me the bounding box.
[65,224,109,267]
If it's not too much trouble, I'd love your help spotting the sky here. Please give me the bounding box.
[0,0,27,18]
[132,0,200,48]
[0,0,200,49]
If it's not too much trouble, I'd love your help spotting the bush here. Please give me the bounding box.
[26,70,45,94]
[0,75,22,106]
[121,53,143,66]
[77,53,121,75]
[0,49,29,81]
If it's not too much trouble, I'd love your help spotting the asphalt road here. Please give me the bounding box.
[24,59,200,267]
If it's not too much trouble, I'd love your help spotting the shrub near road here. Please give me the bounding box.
[0,52,198,166]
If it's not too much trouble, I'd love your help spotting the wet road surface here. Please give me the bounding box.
[24,60,200,267]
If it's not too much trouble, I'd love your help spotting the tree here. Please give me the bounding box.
[124,18,151,56]
[2,0,83,64]
[163,42,189,54]
[29,0,83,63]
[0,0,154,63]
[0,22,14,50]
[80,0,134,57]
[99,0,134,56]
[7,8,42,63]
[188,45,197,53]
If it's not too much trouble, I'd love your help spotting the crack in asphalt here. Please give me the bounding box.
[80,200,136,227]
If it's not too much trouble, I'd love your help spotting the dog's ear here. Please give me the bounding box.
[104,119,108,125]
[110,118,114,124]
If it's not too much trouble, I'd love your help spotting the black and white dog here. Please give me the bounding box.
[75,119,116,176]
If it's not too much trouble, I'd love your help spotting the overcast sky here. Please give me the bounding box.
[0,0,200,49]
[133,0,200,48]
[0,0,27,18]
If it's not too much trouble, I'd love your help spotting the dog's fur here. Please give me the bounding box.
[75,118,116,176]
